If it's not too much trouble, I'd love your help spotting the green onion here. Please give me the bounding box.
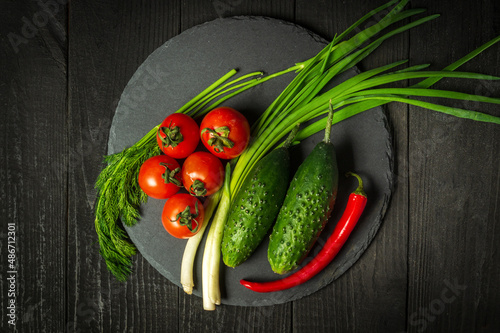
[202,164,232,310]
[180,191,221,294]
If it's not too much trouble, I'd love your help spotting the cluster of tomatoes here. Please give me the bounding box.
[138,107,250,239]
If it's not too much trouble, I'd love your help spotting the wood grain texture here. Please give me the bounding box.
[212,0,295,21]
[408,1,500,332]
[0,1,68,332]
[1,0,499,332]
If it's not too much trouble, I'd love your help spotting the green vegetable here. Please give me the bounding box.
[221,125,300,267]
[181,191,222,294]
[202,164,232,310]
[268,103,338,274]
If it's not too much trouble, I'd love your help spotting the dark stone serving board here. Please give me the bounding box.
[108,16,394,306]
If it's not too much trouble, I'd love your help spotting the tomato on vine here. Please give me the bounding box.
[162,194,205,239]
[156,113,200,159]
[138,155,182,199]
[181,152,224,196]
[200,107,250,159]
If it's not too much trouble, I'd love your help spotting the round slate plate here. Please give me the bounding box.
[108,16,394,306]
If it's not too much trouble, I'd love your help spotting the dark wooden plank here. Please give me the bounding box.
[408,1,500,332]
[0,1,67,332]
[293,0,409,332]
[209,0,295,21]
[180,296,291,333]
[67,1,182,331]
[180,0,216,31]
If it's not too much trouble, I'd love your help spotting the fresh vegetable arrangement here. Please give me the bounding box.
[95,68,291,281]
[94,0,500,310]
[241,171,368,292]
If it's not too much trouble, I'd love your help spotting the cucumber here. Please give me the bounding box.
[268,106,339,274]
[221,125,300,267]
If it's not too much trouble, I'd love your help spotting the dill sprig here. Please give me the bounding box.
[94,127,160,281]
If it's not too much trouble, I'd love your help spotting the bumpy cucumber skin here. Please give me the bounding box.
[222,148,290,267]
[268,142,338,274]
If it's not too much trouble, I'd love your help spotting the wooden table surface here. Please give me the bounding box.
[1,0,499,332]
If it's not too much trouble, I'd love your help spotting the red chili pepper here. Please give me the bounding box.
[240,172,367,293]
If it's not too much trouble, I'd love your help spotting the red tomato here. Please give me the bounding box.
[156,113,200,159]
[200,107,250,159]
[162,193,205,239]
[182,152,224,196]
[138,155,182,199]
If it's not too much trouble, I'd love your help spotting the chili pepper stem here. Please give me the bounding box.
[346,172,366,197]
